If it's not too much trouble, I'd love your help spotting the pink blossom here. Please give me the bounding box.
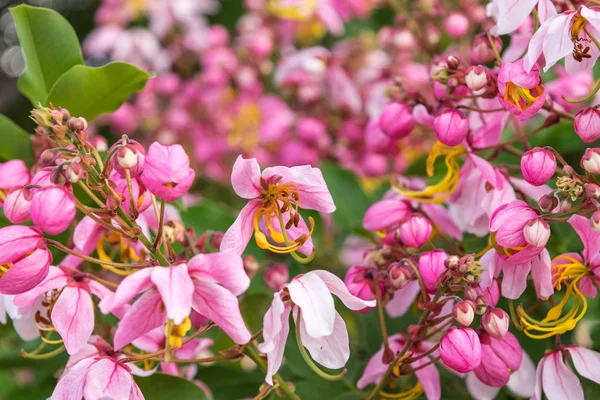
[497,60,546,121]
[575,108,600,143]
[110,138,146,178]
[140,142,195,202]
[221,156,335,256]
[481,308,509,339]
[521,147,557,186]
[433,109,469,146]
[399,213,432,248]
[445,12,469,38]
[453,300,476,326]
[264,263,289,291]
[418,250,449,293]
[30,186,76,235]
[466,351,535,399]
[363,198,411,233]
[439,327,482,373]
[0,160,30,204]
[0,226,51,295]
[581,148,600,174]
[378,102,415,140]
[343,265,381,312]
[3,186,32,224]
[487,0,555,35]
[109,170,152,215]
[259,270,374,384]
[473,332,522,387]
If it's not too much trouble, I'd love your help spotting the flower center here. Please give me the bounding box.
[504,82,543,111]
[36,289,63,345]
[166,317,192,348]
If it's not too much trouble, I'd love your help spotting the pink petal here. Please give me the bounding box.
[310,270,376,310]
[508,351,536,398]
[0,226,41,265]
[83,358,132,400]
[568,215,600,266]
[258,293,291,385]
[88,280,113,300]
[102,268,153,314]
[509,177,552,203]
[492,0,537,35]
[466,373,500,400]
[52,287,94,355]
[220,199,262,255]
[534,355,546,400]
[73,217,105,255]
[569,346,600,385]
[422,203,462,240]
[129,382,145,400]
[542,352,583,400]
[151,264,194,325]
[542,13,575,72]
[0,248,51,295]
[187,252,249,296]
[537,0,557,24]
[51,358,95,400]
[524,15,554,72]
[468,154,499,188]
[191,280,251,345]
[500,261,531,299]
[231,156,262,199]
[385,280,420,317]
[298,310,349,369]
[14,266,67,308]
[531,249,554,298]
[288,272,335,338]
[357,347,387,389]
[114,291,166,350]
[413,355,441,400]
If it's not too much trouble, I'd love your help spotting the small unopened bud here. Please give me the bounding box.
[581,148,600,174]
[446,55,460,71]
[117,147,139,169]
[243,255,260,279]
[538,194,558,212]
[520,147,556,186]
[585,183,600,199]
[399,214,432,248]
[66,163,85,183]
[210,232,223,249]
[465,65,487,91]
[388,262,413,290]
[562,165,576,177]
[453,300,476,326]
[110,138,146,178]
[445,255,460,270]
[464,286,478,302]
[445,12,469,38]
[434,109,469,146]
[592,210,600,233]
[67,117,87,132]
[59,108,71,121]
[561,199,572,213]
[481,308,510,339]
[574,107,600,143]
[439,327,482,373]
[523,218,550,248]
[264,263,289,291]
[40,149,57,166]
[50,167,66,185]
[470,33,502,64]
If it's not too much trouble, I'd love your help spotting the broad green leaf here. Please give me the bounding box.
[135,373,209,400]
[320,163,371,232]
[181,200,237,233]
[11,5,84,105]
[45,62,151,120]
[0,114,35,165]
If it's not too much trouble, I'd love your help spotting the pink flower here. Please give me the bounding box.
[258,270,374,384]
[30,186,76,235]
[481,308,510,339]
[221,156,335,256]
[344,265,382,311]
[109,170,152,215]
[453,300,476,326]
[497,60,546,121]
[466,351,535,399]
[50,337,148,400]
[465,66,488,91]
[110,138,146,178]
[140,142,195,202]
[433,109,469,146]
[489,200,546,263]
[487,0,556,35]
[3,186,32,224]
[357,334,441,400]
[525,6,600,75]
[473,332,522,387]
[399,213,432,248]
[363,198,411,233]
[378,102,415,140]
[14,266,111,354]
[574,108,600,143]
[104,252,251,349]
[440,327,482,373]
[0,226,51,295]
[0,160,30,204]
[521,147,557,186]
[534,346,600,400]
[418,249,449,293]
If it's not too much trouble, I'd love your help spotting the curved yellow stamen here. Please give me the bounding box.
[393,142,466,204]
[96,237,136,276]
[380,382,424,400]
[504,82,543,111]
[268,0,318,21]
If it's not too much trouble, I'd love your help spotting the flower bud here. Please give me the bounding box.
[39,149,57,166]
[523,218,550,248]
[520,147,556,186]
[378,102,415,140]
[344,266,380,311]
[481,308,510,339]
[585,183,600,199]
[453,300,476,326]
[30,186,76,235]
[264,263,289,291]
[433,109,469,146]
[574,107,600,143]
[440,327,482,373]
[399,213,432,248]
[464,286,478,302]
[445,12,469,38]
[446,55,461,71]
[140,142,195,201]
[66,163,85,184]
[418,249,449,293]
[538,193,559,212]
[444,255,460,270]
[110,138,146,178]
[209,232,223,249]
[592,210,600,233]
[465,65,487,91]
[67,117,87,132]
[3,186,32,223]
[243,255,260,279]
[388,262,413,290]
[49,167,67,185]
[581,148,600,174]
[470,33,502,64]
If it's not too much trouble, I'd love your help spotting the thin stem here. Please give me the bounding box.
[374,275,393,363]
[83,273,119,289]
[74,199,136,239]
[77,181,105,208]
[125,169,137,219]
[403,356,441,374]
[404,343,440,363]
[486,31,503,65]
[244,345,299,400]
[152,198,166,251]
[46,239,154,269]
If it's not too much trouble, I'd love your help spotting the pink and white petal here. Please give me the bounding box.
[0,248,51,295]
[132,326,165,354]
[101,268,153,314]
[83,358,133,400]
[87,280,113,301]
[537,0,557,24]
[500,261,531,299]
[542,13,576,72]
[259,302,291,385]
[413,356,441,400]
[578,276,598,298]
[298,311,349,369]
[191,280,251,345]
[114,291,166,350]
[531,249,554,298]
[542,352,584,400]
[569,346,600,384]
[493,0,537,35]
[568,215,600,265]
[357,347,387,389]
[67,343,99,368]
[422,203,462,240]
[479,249,500,289]
[231,156,262,199]
[50,358,95,400]
[533,355,546,400]
[310,270,376,310]
[187,252,249,296]
[14,266,67,307]
[52,287,94,355]
[0,226,41,265]
[260,292,287,353]
[508,351,536,398]
[151,264,194,325]
[287,273,335,337]
[73,216,105,255]
[509,177,552,203]
[468,154,499,188]
[385,281,420,318]
[220,199,262,256]
[129,382,146,400]
[524,16,554,72]
[466,373,500,400]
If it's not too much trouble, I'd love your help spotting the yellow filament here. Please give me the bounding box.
[268,0,318,20]
[504,82,543,111]
[393,142,466,204]
[96,238,135,276]
[380,382,424,399]
[166,317,192,348]
[0,262,12,276]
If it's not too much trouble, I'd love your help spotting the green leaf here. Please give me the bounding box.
[45,62,151,120]
[181,200,237,233]
[135,373,209,400]
[10,5,84,106]
[320,163,372,232]
[0,114,35,165]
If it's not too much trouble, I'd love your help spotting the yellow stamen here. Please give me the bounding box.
[393,142,466,204]
[380,382,424,399]
[268,0,318,21]
[504,82,543,112]
[0,262,13,276]
[96,236,136,276]
[166,317,192,348]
